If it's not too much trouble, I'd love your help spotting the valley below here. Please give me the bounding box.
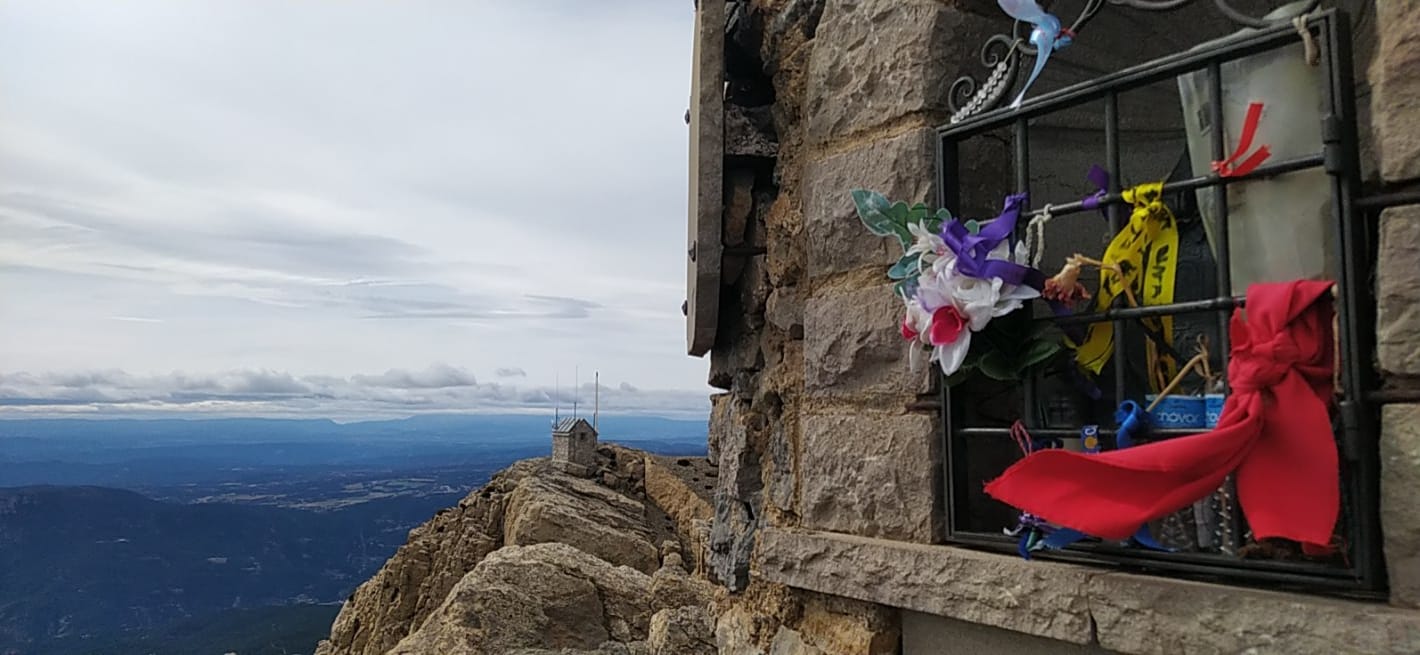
[0,414,706,655]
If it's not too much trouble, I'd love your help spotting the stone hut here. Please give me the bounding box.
[551,417,597,477]
[685,0,1420,652]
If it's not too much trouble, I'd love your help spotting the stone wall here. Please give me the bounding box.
[695,0,1420,653]
[1371,0,1420,611]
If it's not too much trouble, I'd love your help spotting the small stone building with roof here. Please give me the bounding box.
[551,417,597,477]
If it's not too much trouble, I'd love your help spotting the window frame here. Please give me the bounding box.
[934,8,1384,596]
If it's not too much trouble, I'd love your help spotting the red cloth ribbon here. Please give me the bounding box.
[1212,102,1271,178]
[985,280,1338,552]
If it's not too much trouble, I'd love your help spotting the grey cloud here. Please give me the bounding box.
[0,191,432,281]
[0,366,708,418]
[495,367,526,378]
[351,364,478,389]
[524,295,601,319]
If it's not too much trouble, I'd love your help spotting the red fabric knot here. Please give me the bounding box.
[1229,334,1303,393]
[984,280,1340,553]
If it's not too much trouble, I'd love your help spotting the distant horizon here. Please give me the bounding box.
[0,363,712,421]
[0,405,711,424]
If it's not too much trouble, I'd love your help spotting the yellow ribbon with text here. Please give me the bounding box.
[1072,183,1179,391]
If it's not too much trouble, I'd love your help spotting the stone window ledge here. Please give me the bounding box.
[755,527,1420,654]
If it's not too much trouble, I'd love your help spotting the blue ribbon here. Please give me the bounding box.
[1114,400,1149,449]
[1021,401,1174,557]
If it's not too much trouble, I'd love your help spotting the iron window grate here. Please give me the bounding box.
[935,9,1383,596]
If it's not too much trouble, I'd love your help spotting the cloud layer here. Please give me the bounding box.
[0,365,709,419]
[0,1,710,404]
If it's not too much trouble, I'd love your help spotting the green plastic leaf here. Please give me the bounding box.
[887,201,911,223]
[907,203,930,224]
[943,349,986,387]
[1018,338,1062,369]
[1028,320,1063,341]
[887,253,921,280]
[893,278,919,300]
[978,350,1018,381]
[851,189,897,236]
[935,208,954,222]
[965,219,981,235]
[943,365,976,387]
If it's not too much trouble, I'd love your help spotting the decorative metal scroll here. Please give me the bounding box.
[947,0,1324,123]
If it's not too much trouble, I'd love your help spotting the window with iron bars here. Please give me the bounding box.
[936,7,1385,595]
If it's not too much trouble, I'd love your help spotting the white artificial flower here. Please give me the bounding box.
[905,221,947,270]
[901,231,1041,378]
[914,255,998,332]
[930,329,972,375]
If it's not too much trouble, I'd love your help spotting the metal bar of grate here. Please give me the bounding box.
[1015,118,1036,427]
[1016,153,1325,221]
[1208,60,1233,383]
[1047,296,1244,326]
[1105,92,1126,406]
[939,13,1337,137]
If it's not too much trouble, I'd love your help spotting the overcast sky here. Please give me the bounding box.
[0,1,712,419]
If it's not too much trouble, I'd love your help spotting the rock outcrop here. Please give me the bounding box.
[390,543,652,654]
[316,449,714,655]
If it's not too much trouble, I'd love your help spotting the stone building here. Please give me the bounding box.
[552,417,598,477]
[686,0,1420,652]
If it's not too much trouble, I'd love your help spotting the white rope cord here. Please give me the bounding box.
[1293,13,1319,66]
[1025,204,1054,269]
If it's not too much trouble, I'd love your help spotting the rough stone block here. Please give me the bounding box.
[715,605,766,655]
[708,393,730,463]
[768,627,823,655]
[709,397,760,591]
[1369,1,1420,183]
[768,418,797,515]
[648,606,716,655]
[796,597,899,655]
[756,528,1420,651]
[803,127,937,278]
[1086,571,1420,654]
[1383,404,1420,608]
[805,284,930,398]
[765,285,804,336]
[1378,206,1420,376]
[806,1,993,144]
[799,412,941,542]
[755,529,1095,644]
[902,612,1107,654]
[725,168,757,249]
[715,399,758,500]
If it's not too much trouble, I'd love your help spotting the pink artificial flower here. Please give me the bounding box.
[901,316,919,341]
[929,306,967,346]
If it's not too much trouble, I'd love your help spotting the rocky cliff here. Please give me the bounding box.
[314,446,721,655]
[316,442,897,655]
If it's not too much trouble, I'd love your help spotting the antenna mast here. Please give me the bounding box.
[593,371,599,430]
[554,371,560,426]
[573,366,579,419]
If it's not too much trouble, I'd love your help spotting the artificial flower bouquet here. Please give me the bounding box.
[851,190,1062,385]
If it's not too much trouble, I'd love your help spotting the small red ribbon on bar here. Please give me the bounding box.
[1212,102,1271,178]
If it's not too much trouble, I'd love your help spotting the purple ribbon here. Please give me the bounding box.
[1080,165,1110,218]
[940,194,1045,290]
